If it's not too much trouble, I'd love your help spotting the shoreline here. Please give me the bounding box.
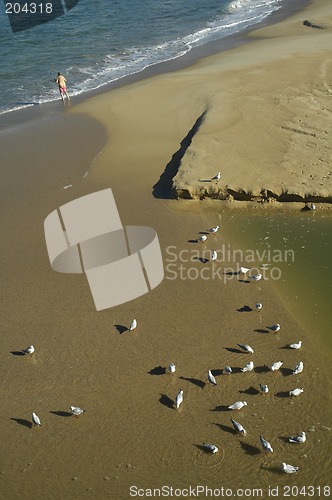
[0,0,308,134]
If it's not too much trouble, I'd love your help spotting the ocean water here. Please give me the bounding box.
[0,0,284,115]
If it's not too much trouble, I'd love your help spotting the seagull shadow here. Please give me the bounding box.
[211,405,230,412]
[187,239,199,244]
[237,305,253,312]
[275,391,290,398]
[254,328,269,334]
[198,178,214,183]
[254,365,270,374]
[238,279,250,283]
[10,417,32,428]
[179,376,206,389]
[148,365,166,375]
[214,422,236,435]
[114,324,128,334]
[279,435,291,443]
[224,271,239,276]
[50,410,72,417]
[159,394,175,410]
[260,465,284,475]
[223,347,243,354]
[239,386,260,396]
[280,367,293,377]
[194,257,209,264]
[239,441,261,456]
[211,369,224,376]
[10,351,25,356]
[199,231,210,235]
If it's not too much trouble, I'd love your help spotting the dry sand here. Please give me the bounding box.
[0,0,332,498]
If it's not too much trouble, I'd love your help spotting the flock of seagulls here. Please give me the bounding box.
[168,216,307,475]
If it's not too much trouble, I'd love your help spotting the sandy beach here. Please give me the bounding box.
[0,0,332,498]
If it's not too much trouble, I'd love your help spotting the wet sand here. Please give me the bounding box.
[0,0,332,498]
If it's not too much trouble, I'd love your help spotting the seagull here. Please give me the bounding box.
[292,362,304,375]
[260,435,273,453]
[267,324,280,332]
[310,203,316,210]
[22,345,35,355]
[289,388,303,397]
[208,370,217,386]
[129,319,137,331]
[282,462,299,474]
[239,266,250,274]
[250,273,262,281]
[228,401,247,410]
[223,366,232,375]
[167,363,176,374]
[198,235,207,242]
[289,340,302,350]
[289,431,306,443]
[32,412,41,426]
[259,383,269,394]
[231,418,247,436]
[202,442,219,454]
[241,361,254,372]
[237,343,254,354]
[255,302,263,311]
[175,389,183,409]
[211,250,217,262]
[209,225,219,233]
[69,406,85,417]
[211,172,221,182]
[270,361,283,371]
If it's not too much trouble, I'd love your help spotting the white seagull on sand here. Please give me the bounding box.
[237,343,254,354]
[267,323,280,332]
[259,383,269,394]
[270,361,283,371]
[223,366,233,375]
[231,418,247,436]
[239,266,250,274]
[292,361,304,375]
[22,345,35,355]
[282,462,299,474]
[167,363,176,374]
[289,431,306,443]
[228,401,247,410]
[289,388,303,397]
[129,319,137,331]
[69,406,85,417]
[255,302,263,311]
[260,435,273,453]
[211,172,221,182]
[211,250,217,262]
[289,340,302,350]
[208,370,217,386]
[209,225,219,233]
[198,235,207,242]
[32,412,41,426]
[175,389,184,409]
[202,442,219,454]
[250,273,262,281]
[241,361,254,372]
